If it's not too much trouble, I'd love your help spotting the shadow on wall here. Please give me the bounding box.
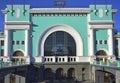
[26,64,86,83]
[95,70,115,83]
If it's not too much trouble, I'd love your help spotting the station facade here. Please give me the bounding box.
[0,4,120,82]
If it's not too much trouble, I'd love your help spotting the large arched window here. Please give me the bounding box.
[44,31,76,56]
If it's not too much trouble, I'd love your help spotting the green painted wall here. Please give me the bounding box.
[11,30,25,51]
[32,15,88,56]
[90,5,112,20]
[4,5,114,57]
[117,32,120,35]
[7,5,30,21]
[95,29,108,40]
[0,32,4,36]
[94,29,108,51]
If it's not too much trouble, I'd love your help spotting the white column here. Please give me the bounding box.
[4,30,9,57]
[89,29,94,56]
[108,29,113,55]
[118,38,120,56]
[25,30,29,57]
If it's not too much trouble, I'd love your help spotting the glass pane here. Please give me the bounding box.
[44,31,76,56]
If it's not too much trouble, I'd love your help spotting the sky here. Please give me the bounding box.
[0,0,120,31]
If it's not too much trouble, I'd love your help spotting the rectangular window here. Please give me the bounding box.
[12,41,14,45]
[21,41,25,45]
[104,40,107,44]
[99,40,102,44]
[96,40,98,44]
[16,41,20,45]
[1,49,4,56]
[1,40,4,46]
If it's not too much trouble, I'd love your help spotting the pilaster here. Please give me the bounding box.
[89,29,94,56]
[108,29,113,55]
[25,30,29,57]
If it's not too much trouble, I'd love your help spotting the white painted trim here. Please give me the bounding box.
[90,25,113,29]
[114,35,120,38]
[25,30,28,57]
[117,38,120,56]
[38,24,83,56]
[89,29,94,56]
[6,25,30,30]
[30,8,116,14]
[117,39,120,56]
[88,14,94,56]
[4,30,9,57]
[0,38,5,40]
[4,11,8,57]
[30,8,90,13]
[12,49,25,56]
[108,29,113,56]
[5,21,31,25]
[95,48,109,55]
[112,9,117,13]
[89,20,114,25]
[2,7,116,14]
[16,8,20,18]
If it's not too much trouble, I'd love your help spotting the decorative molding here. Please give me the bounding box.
[0,35,5,38]
[2,8,117,14]
[89,20,114,25]
[90,25,113,29]
[5,21,31,25]
[6,25,30,30]
[112,9,117,14]
[38,24,83,56]
[99,9,103,18]
[1,10,8,14]
[30,8,117,14]
[30,8,90,13]
[114,35,120,38]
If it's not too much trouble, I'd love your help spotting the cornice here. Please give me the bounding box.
[114,35,120,38]
[89,20,114,25]
[112,9,117,14]
[1,10,8,14]
[5,21,31,25]
[2,8,117,14]
[30,8,90,13]
[0,35,5,38]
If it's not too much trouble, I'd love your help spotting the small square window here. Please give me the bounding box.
[104,40,107,44]
[99,40,102,44]
[12,41,15,45]
[1,49,4,56]
[96,40,98,44]
[1,40,4,46]
[21,41,25,44]
[16,41,20,44]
